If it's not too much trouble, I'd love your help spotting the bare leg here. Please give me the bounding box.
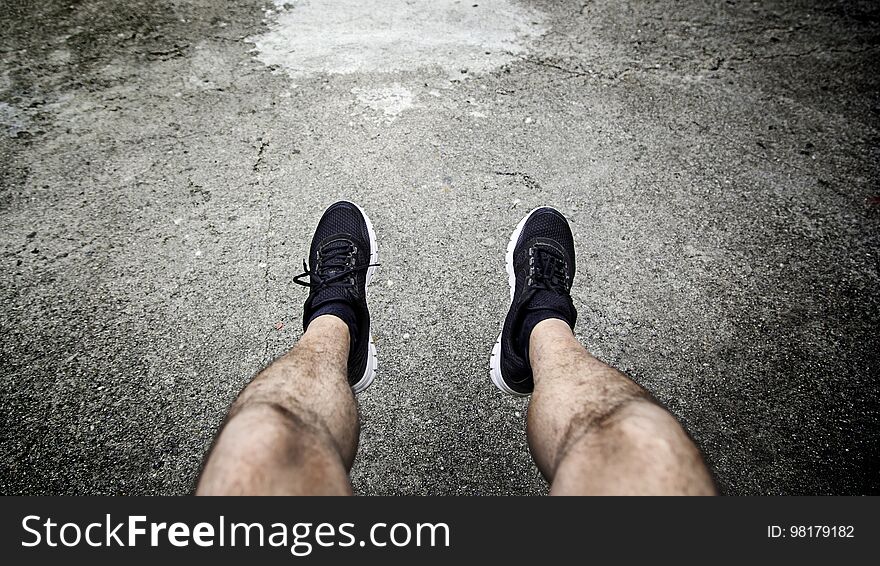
[527,318,716,495]
[196,315,358,495]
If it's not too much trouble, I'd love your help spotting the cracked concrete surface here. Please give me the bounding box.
[1,0,878,495]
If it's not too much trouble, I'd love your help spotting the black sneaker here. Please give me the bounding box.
[490,207,577,396]
[293,201,379,393]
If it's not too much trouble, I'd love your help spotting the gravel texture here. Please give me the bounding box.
[1,0,878,495]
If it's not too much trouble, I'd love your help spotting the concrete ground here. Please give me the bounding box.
[1,0,878,495]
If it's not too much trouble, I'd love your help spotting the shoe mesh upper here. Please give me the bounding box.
[302,201,373,385]
[499,207,577,394]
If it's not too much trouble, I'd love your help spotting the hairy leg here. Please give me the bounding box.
[196,315,358,495]
[527,319,716,495]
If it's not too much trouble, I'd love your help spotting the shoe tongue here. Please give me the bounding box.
[526,288,571,315]
[317,236,351,268]
[520,249,572,315]
[311,272,350,306]
[531,241,565,271]
[318,237,353,265]
[311,237,355,305]
[311,285,348,308]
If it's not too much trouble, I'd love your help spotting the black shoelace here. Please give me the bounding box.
[292,240,378,291]
[527,245,570,295]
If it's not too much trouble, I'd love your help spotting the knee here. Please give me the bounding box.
[224,401,329,451]
[559,399,695,469]
[210,402,339,470]
[228,398,303,428]
[601,402,691,452]
[592,402,715,491]
[197,403,349,495]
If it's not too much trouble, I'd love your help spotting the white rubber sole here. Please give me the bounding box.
[349,201,378,395]
[489,207,546,397]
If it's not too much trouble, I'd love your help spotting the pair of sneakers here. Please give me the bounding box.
[293,201,577,396]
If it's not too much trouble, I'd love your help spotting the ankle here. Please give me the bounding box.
[295,317,351,369]
[529,318,576,355]
[307,303,357,339]
[307,313,351,337]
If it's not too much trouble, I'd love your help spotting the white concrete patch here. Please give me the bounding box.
[0,102,31,137]
[250,0,546,77]
[47,48,71,65]
[352,84,414,118]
